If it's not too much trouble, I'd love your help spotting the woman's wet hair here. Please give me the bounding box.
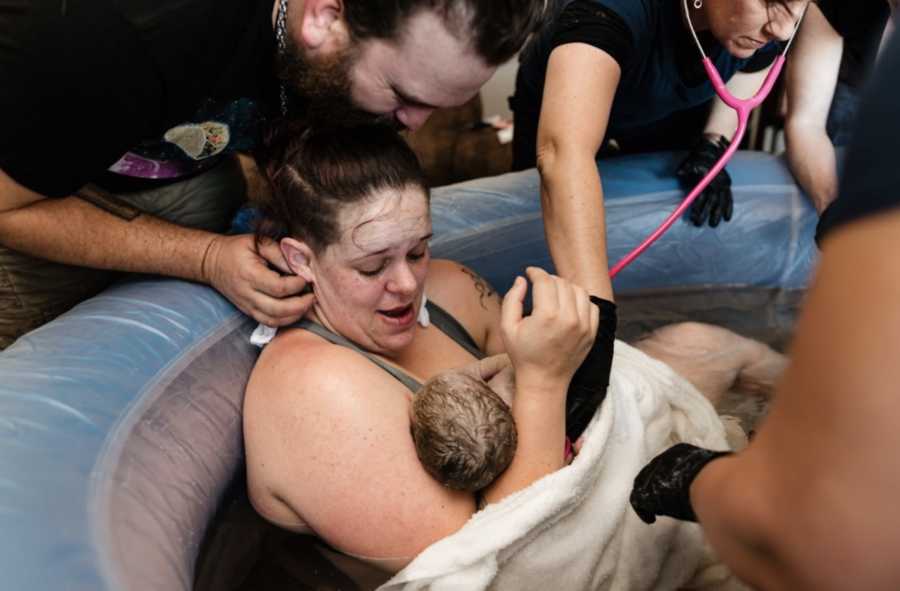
[255,123,428,252]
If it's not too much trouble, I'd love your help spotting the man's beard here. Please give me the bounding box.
[276,37,400,128]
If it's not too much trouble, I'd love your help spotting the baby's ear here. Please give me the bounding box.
[280,237,315,283]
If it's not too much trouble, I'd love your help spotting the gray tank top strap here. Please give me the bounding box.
[425,300,484,360]
[293,320,424,393]
[288,301,484,394]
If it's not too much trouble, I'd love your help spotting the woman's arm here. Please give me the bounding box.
[703,67,771,140]
[244,337,477,569]
[784,2,843,213]
[482,268,599,503]
[691,209,900,590]
[536,43,619,301]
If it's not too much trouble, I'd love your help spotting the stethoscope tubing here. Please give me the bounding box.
[608,1,806,278]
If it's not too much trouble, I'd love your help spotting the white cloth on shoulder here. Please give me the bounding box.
[380,341,748,591]
[249,295,431,348]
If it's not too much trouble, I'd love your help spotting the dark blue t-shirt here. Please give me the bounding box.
[516,0,779,139]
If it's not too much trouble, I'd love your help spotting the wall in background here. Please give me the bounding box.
[480,59,519,119]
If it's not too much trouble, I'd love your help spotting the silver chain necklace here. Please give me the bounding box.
[275,0,289,116]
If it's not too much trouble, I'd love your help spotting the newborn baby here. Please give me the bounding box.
[411,296,618,491]
[410,315,778,491]
[410,370,518,491]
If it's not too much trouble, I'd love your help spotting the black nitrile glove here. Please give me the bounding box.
[629,443,731,524]
[566,296,617,441]
[677,135,733,228]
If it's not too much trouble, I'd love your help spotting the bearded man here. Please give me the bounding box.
[0,0,545,348]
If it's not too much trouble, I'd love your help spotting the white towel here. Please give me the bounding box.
[380,341,748,591]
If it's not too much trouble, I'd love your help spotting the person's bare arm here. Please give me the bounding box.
[784,3,843,213]
[0,166,311,325]
[482,268,599,503]
[703,66,771,140]
[245,339,478,570]
[536,44,618,301]
[690,208,900,590]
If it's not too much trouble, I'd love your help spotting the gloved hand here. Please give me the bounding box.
[629,443,731,524]
[677,135,733,228]
[566,296,617,441]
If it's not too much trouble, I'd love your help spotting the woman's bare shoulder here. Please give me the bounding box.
[245,329,398,420]
[426,259,496,300]
[243,325,476,562]
[426,258,503,351]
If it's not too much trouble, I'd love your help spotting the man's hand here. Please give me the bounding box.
[630,443,731,524]
[677,135,733,228]
[202,234,314,326]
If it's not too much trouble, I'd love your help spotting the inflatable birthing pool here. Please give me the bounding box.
[0,151,817,590]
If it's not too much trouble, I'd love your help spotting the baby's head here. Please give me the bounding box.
[411,371,517,491]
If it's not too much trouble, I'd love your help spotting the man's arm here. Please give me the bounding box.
[784,3,843,213]
[0,167,311,326]
[536,43,619,301]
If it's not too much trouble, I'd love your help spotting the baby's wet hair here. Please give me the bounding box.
[411,372,517,491]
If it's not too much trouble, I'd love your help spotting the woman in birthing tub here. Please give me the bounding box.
[242,123,786,578]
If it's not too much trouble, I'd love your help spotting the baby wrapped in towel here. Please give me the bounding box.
[410,297,617,491]
[392,322,782,591]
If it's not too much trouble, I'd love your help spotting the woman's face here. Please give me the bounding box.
[704,0,807,58]
[310,185,432,356]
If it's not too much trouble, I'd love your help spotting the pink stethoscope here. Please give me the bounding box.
[608,0,807,278]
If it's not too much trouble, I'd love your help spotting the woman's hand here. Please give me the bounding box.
[501,267,599,394]
[458,353,510,382]
[454,354,516,406]
[481,268,598,504]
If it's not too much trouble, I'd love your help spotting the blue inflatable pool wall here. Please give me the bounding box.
[0,153,817,590]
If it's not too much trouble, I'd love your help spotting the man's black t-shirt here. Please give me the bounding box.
[0,0,277,197]
[816,34,900,243]
[817,0,890,89]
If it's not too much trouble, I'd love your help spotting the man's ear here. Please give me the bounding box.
[298,0,347,51]
[280,237,316,283]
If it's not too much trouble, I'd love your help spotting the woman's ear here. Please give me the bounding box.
[280,238,316,283]
[298,0,347,51]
